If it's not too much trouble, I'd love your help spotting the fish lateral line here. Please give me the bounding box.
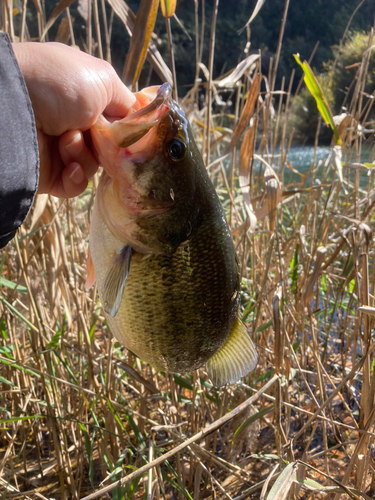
[102,245,132,317]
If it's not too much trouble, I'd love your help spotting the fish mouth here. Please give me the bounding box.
[132,83,172,119]
[109,83,174,149]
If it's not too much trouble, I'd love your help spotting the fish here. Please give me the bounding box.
[87,83,257,387]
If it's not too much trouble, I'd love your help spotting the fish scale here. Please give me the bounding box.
[88,83,257,386]
[109,214,237,373]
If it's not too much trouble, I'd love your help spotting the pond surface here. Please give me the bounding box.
[286,146,331,173]
[283,146,330,186]
[282,145,373,189]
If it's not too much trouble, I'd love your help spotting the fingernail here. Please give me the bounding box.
[65,134,82,155]
[69,163,85,184]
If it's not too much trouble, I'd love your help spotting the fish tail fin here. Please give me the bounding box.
[206,315,257,387]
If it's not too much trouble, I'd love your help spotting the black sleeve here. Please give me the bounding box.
[0,34,39,249]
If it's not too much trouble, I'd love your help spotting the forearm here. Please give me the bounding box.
[0,34,39,248]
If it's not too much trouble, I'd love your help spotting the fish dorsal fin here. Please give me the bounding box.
[102,246,132,317]
[206,315,257,387]
[85,248,96,289]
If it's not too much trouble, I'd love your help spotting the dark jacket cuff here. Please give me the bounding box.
[0,34,39,248]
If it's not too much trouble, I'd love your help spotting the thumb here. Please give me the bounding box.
[104,78,136,119]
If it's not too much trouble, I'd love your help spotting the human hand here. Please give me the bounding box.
[12,42,136,198]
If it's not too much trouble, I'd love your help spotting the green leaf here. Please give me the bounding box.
[80,423,96,487]
[0,357,41,378]
[255,369,275,384]
[163,461,193,499]
[321,273,327,293]
[106,399,127,432]
[233,405,274,443]
[77,422,87,433]
[46,331,61,350]
[0,319,6,341]
[111,449,134,500]
[257,320,273,332]
[52,351,78,384]
[0,345,15,359]
[0,295,38,331]
[177,395,192,405]
[199,377,214,390]
[124,411,146,450]
[0,277,27,293]
[289,245,299,294]
[0,376,17,388]
[0,415,43,424]
[294,54,341,146]
[203,392,217,403]
[173,373,193,391]
[124,476,142,500]
[242,297,256,321]
[292,339,300,352]
[89,313,100,343]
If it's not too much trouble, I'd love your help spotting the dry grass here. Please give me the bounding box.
[1,1,375,499]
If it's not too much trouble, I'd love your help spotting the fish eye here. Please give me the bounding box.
[166,138,187,162]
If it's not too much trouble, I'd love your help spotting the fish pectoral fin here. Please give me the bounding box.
[206,315,257,387]
[110,120,158,148]
[102,245,132,317]
[85,248,96,289]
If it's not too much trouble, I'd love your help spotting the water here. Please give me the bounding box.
[284,146,331,186]
[282,146,374,189]
[286,146,331,174]
[221,145,373,191]
[250,146,331,188]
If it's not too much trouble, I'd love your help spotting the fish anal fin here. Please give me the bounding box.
[102,245,132,317]
[206,315,257,387]
[85,248,96,289]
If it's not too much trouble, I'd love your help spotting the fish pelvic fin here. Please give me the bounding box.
[85,248,96,289]
[102,245,132,317]
[206,315,257,387]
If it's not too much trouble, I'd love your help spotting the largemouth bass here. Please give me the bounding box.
[87,83,257,387]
